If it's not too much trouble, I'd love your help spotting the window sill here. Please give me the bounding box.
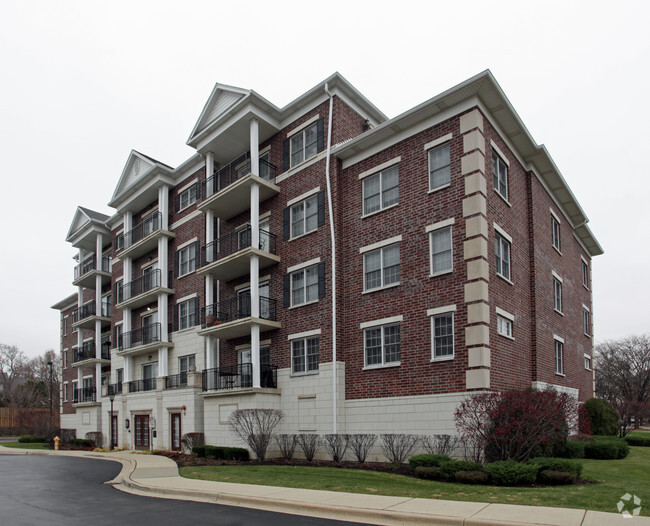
[362,282,401,295]
[431,355,454,363]
[289,228,318,242]
[363,362,401,371]
[497,333,515,341]
[289,299,319,310]
[174,325,198,335]
[178,203,197,214]
[276,151,326,184]
[361,202,399,219]
[553,246,562,256]
[496,273,514,286]
[290,370,320,378]
[428,183,451,194]
[583,284,590,291]
[430,269,453,278]
[494,188,512,207]
[554,309,564,317]
[177,271,197,280]
[555,372,565,377]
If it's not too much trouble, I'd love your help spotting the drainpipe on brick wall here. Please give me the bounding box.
[324,83,337,434]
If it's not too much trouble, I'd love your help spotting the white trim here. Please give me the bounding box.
[359,235,402,254]
[553,334,565,343]
[360,315,403,329]
[259,145,271,156]
[361,202,399,219]
[177,237,199,251]
[287,258,321,274]
[259,210,271,221]
[141,258,158,269]
[424,133,453,151]
[276,151,327,184]
[357,157,401,181]
[425,217,455,233]
[114,320,123,326]
[495,307,514,321]
[82,374,93,379]
[582,304,590,312]
[552,270,563,282]
[361,282,400,295]
[235,276,270,292]
[287,186,321,207]
[427,305,457,317]
[549,207,562,224]
[83,336,94,342]
[286,114,320,138]
[141,308,158,317]
[288,329,322,340]
[490,139,510,166]
[177,178,198,195]
[362,362,401,371]
[493,222,513,243]
[170,209,202,231]
[175,293,198,304]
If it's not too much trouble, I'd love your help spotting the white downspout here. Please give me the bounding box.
[324,83,337,434]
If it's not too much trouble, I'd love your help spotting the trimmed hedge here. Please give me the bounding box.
[455,470,489,484]
[192,445,207,457]
[584,398,619,436]
[554,440,586,459]
[625,435,650,447]
[484,460,539,486]
[584,437,629,459]
[192,445,250,461]
[18,436,47,443]
[538,470,576,485]
[414,466,441,480]
[526,457,583,478]
[408,454,451,471]
[439,460,481,480]
[69,438,93,447]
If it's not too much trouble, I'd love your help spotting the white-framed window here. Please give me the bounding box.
[495,232,511,281]
[63,382,68,402]
[492,151,508,201]
[62,350,68,369]
[364,323,401,367]
[116,368,123,385]
[431,312,454,360]
[291,337,319,374]
[430,226,452,275]
[429,143,451,191]
[291,194,318,238]
[551,214,561,252]
[581,258,589,289]
[583,307,590,336]
[291,264,319,306]
[584,354,592,371]
[178,183,199,211]
[553,275,563,313]
[363,244,400,291]
[259,151,272,180]
[496,308,514,339]
[178,298,198,330]
[178,243,197,277]
[179,355,195,383]
[363,165,399,215]
[63,316,68,336]
[290,122,318,168]
[554,338,564,375]
[72,380,78,403]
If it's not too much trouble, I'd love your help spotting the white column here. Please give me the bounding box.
[158,347,168,377]
[95,362,102,401]
[251,324,261,388]
[249,119,261,388]
[206,152,214,195]
[124,356,132,383]
[159,185,169,231]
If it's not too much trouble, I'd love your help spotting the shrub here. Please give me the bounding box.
[228,409,283,462]
[414,466,441,480]
[86,431,103,449]
[455,470,489,484]
[408,454,451,471]
[439,460,481,480]
[192,445,207,457]
[553,440,585,459]
[380,434,419,466]
[225,447,249,461]
[420,434,459,456]
[626,435,650,447]
[276,434,298,460]
[585,437,629,459]
[484,460,539,486]
[538,470,576,485]
[297,434,321,462]
[59,429,77,443]
[181,432,204,453]
[323,434,350,463]
[18,436,47,443]
[348,434,377,463]
[69,438,93,448]
[526,457,583,477]
[203,446,221,458]
[584,399,619,436]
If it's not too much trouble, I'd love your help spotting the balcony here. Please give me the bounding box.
[198,155,280,220]
[116,323,173,357]
[73,387,96,404]
[73,255,112,288]
[198,227,279,281]
[202,363,277,392]
[114,212,175,260]
[128,378,157,393]
[198,295,280,340]
[165,372,189,389]
[107,383,122,396]
[115,269,174,310]
[72,300,111,330]
[72,335,111,367]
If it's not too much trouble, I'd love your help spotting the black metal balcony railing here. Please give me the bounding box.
[114,211,162,252]
[72,299,111,323]
[202,154,277,199]
[74,387,96,404]
[200,227,276,267]
[165,372,188,389]
[74,255,111,280]
[202,363,277,391]
[107,383,122,396]
[73,338,110,363]
[119,269,165,303]
[118,323,161,351]
[129,378,157,393]
[200,295,277,328]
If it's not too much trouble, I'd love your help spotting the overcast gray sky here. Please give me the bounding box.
[1,0,648,358]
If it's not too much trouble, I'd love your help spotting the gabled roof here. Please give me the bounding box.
[51,293,78,311]
[65,205,111,248]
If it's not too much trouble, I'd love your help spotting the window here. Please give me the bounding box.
[492,151,508,200]
[553,276,563,313]
[259,152,271,180]
[497,314,513,338]
[291,265,319,306]
[555,339,564,375]
[72,380,78,403]
[364,244,400,291]
[177,182,200,211]
[63,317,68,336]
[582,259,589,289]
[291,337,319,374]
[116,368,123,384]
[115,279,124,304]
[364,323,401,367]
[176,241,198,278]
[551,215,561,252]
[179,355,195,384]
[114,324,123,349]
[290,122,318,167]
[432,313,454,359]
[363,165,399,215]
[177,298,198,331]
[583,308,590,336]
[495,233,511,281]
[584,354,592,370]
[291,194,318,238]
[63,382,68,402]
[429,143,451,191]
[430,226,452,275]
[63,350,68,369]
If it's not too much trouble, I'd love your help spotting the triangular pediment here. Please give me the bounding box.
[188,83,250,144]
[66,206,110,243]
[110,150,158,202]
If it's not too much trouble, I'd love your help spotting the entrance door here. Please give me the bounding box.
[111,415,118,448]
[142,362,158,391]
[134,415,150,450]
[239,349,252,388]
[171,413,182,451]
[142,312,158,344]
[259,282,270,319]
[259,218,270,252]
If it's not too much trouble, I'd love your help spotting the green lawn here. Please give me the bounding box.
[180,447,650,515]
[1,441,50,450]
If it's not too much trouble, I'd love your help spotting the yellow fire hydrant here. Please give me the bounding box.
[54,436,60,451]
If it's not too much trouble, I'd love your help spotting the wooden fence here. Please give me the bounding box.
[0,407,60,431]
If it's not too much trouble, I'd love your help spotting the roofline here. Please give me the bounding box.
[51,293,78,311]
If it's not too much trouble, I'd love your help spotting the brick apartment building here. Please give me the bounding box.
[52,71,602,453]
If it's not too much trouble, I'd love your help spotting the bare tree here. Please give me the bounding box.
[380,434,419,466]
[348,434,377,463]
[275,434,298,460]
[228,409,283,462]
[0,344,27,405]
[420,434,459,456]
[296,434,320,462]
[323,434,349,463]
[0,347,61,409]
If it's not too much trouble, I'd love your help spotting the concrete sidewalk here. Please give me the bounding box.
[1,446,647,526]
